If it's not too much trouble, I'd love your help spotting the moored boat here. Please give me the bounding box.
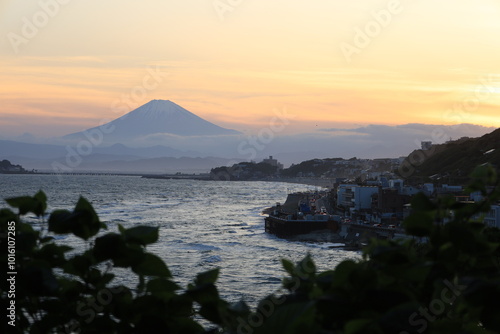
[265,214,339,237]
[264,191,340,237]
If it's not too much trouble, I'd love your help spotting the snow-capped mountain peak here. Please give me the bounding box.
[64,100,240,142]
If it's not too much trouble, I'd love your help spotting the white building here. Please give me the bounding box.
[389,179,403,191]
[353,186,379,211]
[366,171,382,180]
[337,184,378,211]
[337,184,357,208]
[484,205,500,229]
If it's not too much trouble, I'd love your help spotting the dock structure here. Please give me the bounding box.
[141,174,212,181]
[28,172,142,177]
[264,189,341,237]
[264,189,410,245]
[48,172,138,176]
[340,222,406,242]
[265,215,339,237]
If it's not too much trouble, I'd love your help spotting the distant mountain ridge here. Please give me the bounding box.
[63,100,240,143]
[0,140,196,160]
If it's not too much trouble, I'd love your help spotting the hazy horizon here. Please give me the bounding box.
[0,98,496,171]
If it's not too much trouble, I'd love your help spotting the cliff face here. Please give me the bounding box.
[401,128,500,183]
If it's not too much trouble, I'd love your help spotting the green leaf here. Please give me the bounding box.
[195,268,220,285]
[345,318,374,334]
[169,317,205,333]
[197,300,228,325]
[282,259,295,276]
[297,254,316,278]
[5,191,47,217]
[38,243,72,267]
[122,226,159,245]
[0,208,19,227]
[94,233,149,269]
[467,164,498,195]
[33,190,47,216]
[15,225,39,253]
[23,261,59,295]
[403,212,434,237]
[64,252,94,277]
[447,222,485,254]
[331,260,358,288]
[229,300,250,315]
[254,301,317,334]
[118,224,126,234]
[470,164,497,184]
[72,197,102,239]
[411,192,437,212]
[132,253,171,277]
[188,283,220,305]
[379,303,422,333]
[93,233,127,262]
[281,255,316,282]
[48,210,73,234]
[6,196,37,215]
[48,197,102,240]
[146,278,180,300]
[188,269,221,305]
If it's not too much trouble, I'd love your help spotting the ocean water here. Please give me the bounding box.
[0,174,358,306]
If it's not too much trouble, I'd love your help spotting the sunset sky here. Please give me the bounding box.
[1,0,499,138]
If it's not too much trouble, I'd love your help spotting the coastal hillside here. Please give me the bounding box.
[0,159,29,173]
[402,128,500,183]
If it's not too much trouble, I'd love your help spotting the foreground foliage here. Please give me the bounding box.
[1,165,500,333]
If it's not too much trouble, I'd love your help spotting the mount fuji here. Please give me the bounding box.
[63,100,240,143]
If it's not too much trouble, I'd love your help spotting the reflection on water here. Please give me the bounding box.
[0,174,359,305]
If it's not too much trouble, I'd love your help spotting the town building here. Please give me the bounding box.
[421,141,433,150]
[261,156,284,170]
[372,188,411,214]
[337,184,378,211]
[484,205,500,229]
